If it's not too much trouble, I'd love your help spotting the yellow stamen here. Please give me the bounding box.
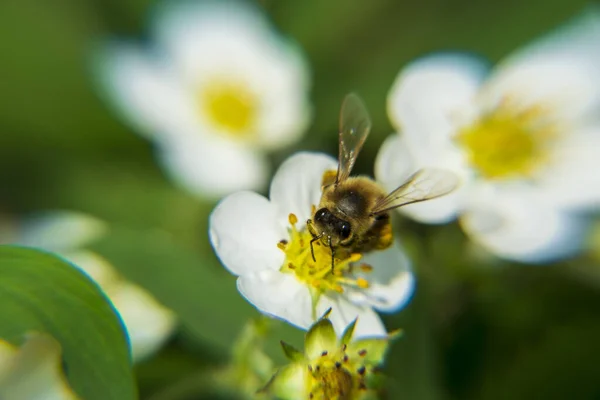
[359,264,373,273]
[456,99,556,179]
[278,216,370,297]
[356,278,369,289]
[348,253,362,263]
[321,169,337,188]
[199,80,258,137]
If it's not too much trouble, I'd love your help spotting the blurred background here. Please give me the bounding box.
[1,0,600,399]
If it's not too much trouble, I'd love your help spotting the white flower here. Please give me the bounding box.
[376,11,600,263]
[96,1,311,198]
[1,211,177,362]
[209,153,415,338]
[0,333,79,400]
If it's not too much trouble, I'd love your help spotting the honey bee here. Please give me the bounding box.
[307,93,459,268]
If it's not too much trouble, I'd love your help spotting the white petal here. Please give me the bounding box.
[210,191,286,275]
[107,282,176,363]
[484,10,600,123]
[249,37,311,149]
[349,242,415,313]
[0,334,79,400]
[237,271,313,329]
[539,126,600,209]
[95,42,197,141]
[154,2,311,149]
[154,1,273,82]
[461,183,587,263]
[387,53,487,160]
[269,152,338,224]
[375,134,417,191]
[15,212,107,252]
[317,297,387,339]
[257,83,312,149]
[62,251,176,362]
[158,136,269,198]
[375,134,467,223]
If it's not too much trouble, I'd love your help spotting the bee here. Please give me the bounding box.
[307,93,459,268]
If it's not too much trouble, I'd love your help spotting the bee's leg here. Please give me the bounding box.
[307,219,322,262]
[329,240,335,272]
[309,236,319,262]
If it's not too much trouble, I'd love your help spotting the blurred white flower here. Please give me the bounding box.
[209,153,415,338]
[96,1,311,198]
[376,11,600,263]
[0,333,79,400]
[1,211,176,362]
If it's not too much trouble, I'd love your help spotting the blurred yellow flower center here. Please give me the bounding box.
[457,101,555,179]
[277,213,371,299]
[200,80,258,137]
[306,344,370,400]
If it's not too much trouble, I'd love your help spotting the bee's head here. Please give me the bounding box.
[311,207,353,247]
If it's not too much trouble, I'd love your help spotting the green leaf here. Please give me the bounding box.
[0,245,136,400]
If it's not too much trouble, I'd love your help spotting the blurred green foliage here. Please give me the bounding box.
[1,0,599,399]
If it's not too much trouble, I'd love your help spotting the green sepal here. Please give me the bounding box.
[305,316,337,360]
[258,363,306,399]
[319,307,333,319]
[340,317,358,345]
[347,337,390,365]
[280,340,304,362]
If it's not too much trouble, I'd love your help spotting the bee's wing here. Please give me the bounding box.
[336,93,372,184]
[371,168,459,215]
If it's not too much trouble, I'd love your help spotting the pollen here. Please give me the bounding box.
[289,213,298,225]
[277,216,370,298]
[356,278,369,289]
[456,99,557,180]
[359,264,373,273]
[199,79,258,137]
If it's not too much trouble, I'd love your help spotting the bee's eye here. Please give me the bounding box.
[339,222,351,240]
[315,208,328,222]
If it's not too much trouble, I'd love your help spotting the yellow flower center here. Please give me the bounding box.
[199,79,258,137]
[306,345,370,400]
[278,213,371,299]
[456,101,556,179]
